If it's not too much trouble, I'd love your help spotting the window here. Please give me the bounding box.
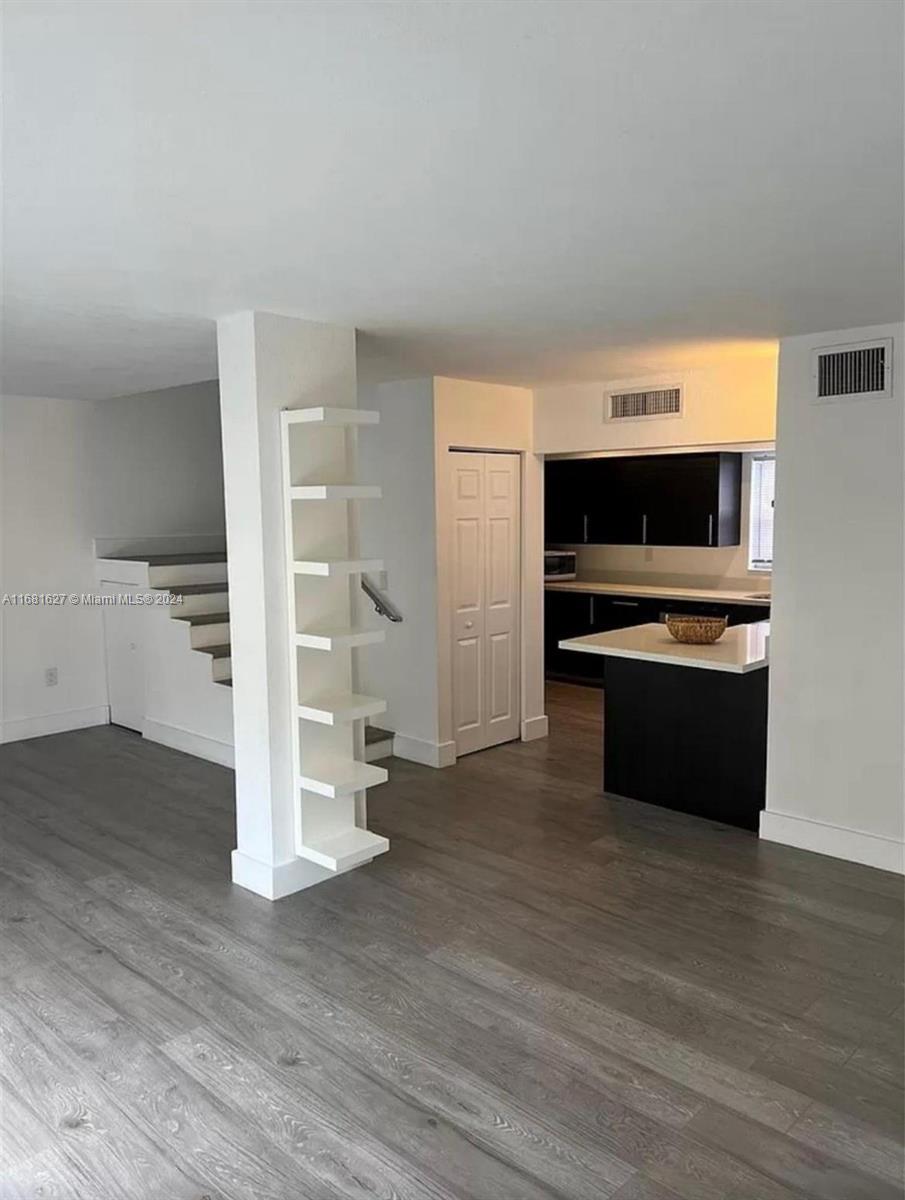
[748,454,775,572]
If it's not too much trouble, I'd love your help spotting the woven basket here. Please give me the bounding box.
[665,614,728,645]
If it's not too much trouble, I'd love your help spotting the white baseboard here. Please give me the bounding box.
[521,714,549,743]
[231,849,362,900]
[392,733,457,769]
[0,705,110,744]
[142,718,235,768]
[760,810,905,875]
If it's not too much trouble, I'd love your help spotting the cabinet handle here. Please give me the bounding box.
[642,514,648,545]
[583,513,589,543]
[613,600,639,607]
[708,514,714,546]
[590,596,594,624]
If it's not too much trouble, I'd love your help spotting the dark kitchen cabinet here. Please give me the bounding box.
[545,590,602,683]
[590,593,660,632]
[544,458,594,544]
[545,452,742,547]
[586,456,654,546]
[645,453,741,548]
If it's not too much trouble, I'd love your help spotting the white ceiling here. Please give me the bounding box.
[3,0,903,400]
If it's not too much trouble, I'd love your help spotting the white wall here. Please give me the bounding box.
[0,395,109,741]
[0,382,226,743]
[762,323,904,873]
[91,381,225,543]
[357,379,441,757]
[356,373,545,764]
[533,355,778,455]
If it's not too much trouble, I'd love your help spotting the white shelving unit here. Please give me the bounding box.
[281,406,390,872]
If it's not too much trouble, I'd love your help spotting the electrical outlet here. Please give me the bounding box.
[45,666,58,687]
[377,570,388,591]
[644,547,654,563]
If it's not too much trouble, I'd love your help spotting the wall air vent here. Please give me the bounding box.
[812,339,893,401]
[607,386,682,421]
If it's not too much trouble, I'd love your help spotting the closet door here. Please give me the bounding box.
[450,452,521,756]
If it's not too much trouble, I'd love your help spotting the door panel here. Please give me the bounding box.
[451,452,521,756]
[488,632,515,723]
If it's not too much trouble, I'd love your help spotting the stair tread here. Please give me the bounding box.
[365,725,393,744]
[197,643,231,658]
[108,553,227,565]
[175,611,230,626]
[157,582,228,596]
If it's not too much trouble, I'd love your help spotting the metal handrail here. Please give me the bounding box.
[361,574,403,623]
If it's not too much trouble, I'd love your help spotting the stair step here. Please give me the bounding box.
[197,643,231,658]
[159,582,229,596]
[365,725,393,745]
[214,677,232,687]
[296,827,389,872]
[174,611,230,626]
[109,553,227,566]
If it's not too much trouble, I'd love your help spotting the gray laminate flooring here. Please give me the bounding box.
[1,683,902,1199]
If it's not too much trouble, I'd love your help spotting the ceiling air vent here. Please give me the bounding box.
[812,339,893,401]
[607,386,682,421]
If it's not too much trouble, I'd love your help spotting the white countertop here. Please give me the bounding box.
[559,621,770,673]
[545,580,770,606]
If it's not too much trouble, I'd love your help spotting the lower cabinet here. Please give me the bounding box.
[545,590,770,686]
[545,591,598,682]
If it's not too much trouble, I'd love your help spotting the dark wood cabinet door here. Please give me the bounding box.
[587,457,651,545]
[545,590,603,682]
[644,454,714,547]
[591,594,659,632]
[544,459,593,545]
[644,453,742,548]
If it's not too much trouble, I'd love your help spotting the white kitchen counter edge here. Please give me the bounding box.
[558,621,770,674]
[545,580,770,606]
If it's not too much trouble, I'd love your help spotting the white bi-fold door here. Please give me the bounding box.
[450,451,521,756]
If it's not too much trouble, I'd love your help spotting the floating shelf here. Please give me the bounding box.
[298,761,388,798]
[283,407,379,427]
[292,557,383,577]
[296,626,386,651]
[290,484,381,501]
[297,827,390,872]
[297,691,387,726]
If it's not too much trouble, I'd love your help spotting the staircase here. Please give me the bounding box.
[137,556,232,687]
[114,547,395,755]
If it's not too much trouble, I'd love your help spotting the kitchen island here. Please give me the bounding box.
[559,621,769,830]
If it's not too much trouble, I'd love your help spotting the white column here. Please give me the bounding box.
[216,311,359,899]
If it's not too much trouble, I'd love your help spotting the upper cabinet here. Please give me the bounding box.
[545,452,742,548]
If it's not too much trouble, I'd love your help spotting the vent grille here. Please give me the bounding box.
[608,386,682,420]
[814,340,893,400]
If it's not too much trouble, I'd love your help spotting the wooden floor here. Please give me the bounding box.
[1,682,902,1199]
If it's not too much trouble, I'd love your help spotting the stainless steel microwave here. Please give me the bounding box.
[544,550,577,580]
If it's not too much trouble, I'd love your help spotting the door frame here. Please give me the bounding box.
[435,445,547,766]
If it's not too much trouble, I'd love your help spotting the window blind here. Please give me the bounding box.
[748,455,775,571]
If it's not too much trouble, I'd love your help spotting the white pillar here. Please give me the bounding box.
[217,311,359,899]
